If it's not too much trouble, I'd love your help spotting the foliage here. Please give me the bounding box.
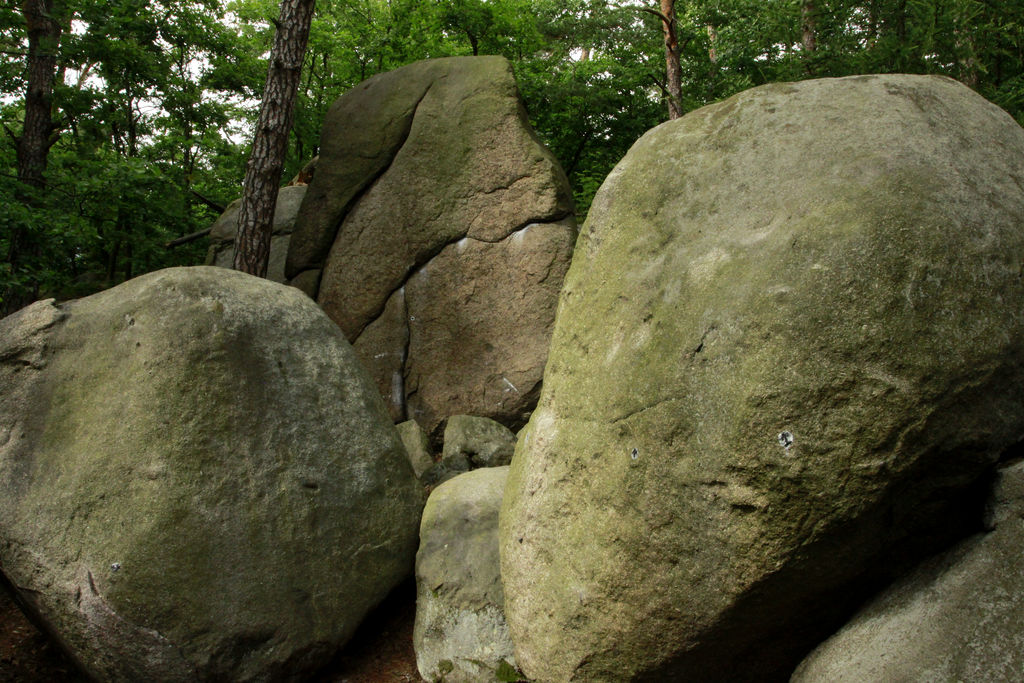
[2,0,1024,307]
[496,658,529,682]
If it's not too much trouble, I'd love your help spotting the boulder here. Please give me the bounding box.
[499,74,1024,681]
[0,267,424,681]
[287,56,576,435]
[442,415,516,469]
[415,467,515,682]
[792,458,1024,682]
[205,184,307,284]
[398,419,435,478]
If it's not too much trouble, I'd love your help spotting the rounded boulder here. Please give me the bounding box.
[500,75,1024,681]
[0,267,424,681]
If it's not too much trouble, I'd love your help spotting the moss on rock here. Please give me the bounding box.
[0,267,424,681]
[500,75,1024,681]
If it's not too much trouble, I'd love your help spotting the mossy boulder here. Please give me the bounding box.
[0,267,424,681]
[499,75,1024,681]
[288,56,576,434]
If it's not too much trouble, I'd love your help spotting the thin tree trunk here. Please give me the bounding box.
[3,0,62,316]
[801,0,818,53]
[660,0,683,119]
[234,0,316,277]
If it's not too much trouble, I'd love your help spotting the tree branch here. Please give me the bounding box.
[639,6,672,26]
[648,74,683,114]
[649,73,670,96]
[2,123,19,145]
[165,227,212,248]
[190,188,227,213]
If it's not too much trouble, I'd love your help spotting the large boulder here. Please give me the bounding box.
[499,74,1024,681]
[791,457,1024,682]
[205,184,307,285]
[0,267,424,681]
[287,56,576,434]
[415,467,515,682]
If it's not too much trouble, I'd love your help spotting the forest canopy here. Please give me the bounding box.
[2,0,1023,311]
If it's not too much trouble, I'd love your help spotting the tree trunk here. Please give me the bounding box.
[233,0,316,277]
[801,0,818,53]
[3,0,62,317]
[660,0,683,120]
[17,0,60,189]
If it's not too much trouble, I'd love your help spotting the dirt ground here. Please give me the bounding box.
[0,579,423,682]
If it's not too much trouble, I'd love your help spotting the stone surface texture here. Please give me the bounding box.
[791,459,1024,682]
[442,415,516,468]
[205,184,307,284]
[0,267,424,682]
[415,467,515,682]
[288,56,576,435]
[499,75,1024,682]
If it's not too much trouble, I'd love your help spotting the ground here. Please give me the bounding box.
[0,579,422,682]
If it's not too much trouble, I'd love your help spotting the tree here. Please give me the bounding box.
[801,0,818,55]
[2,0,1023,304]
[644,0,684,119]
[233,0,316,277]
[2,0,62,315]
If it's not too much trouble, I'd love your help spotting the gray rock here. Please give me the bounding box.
[415,467,515,682]
[791,459,1024,682]
[0,266,424,681]
[398,419,435,478]
[500,74,1024,681]
[289,56,576,435]
[205,185,307,284]
[442,415,516,469]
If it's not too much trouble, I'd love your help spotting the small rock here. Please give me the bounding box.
[442,415,516,469]
[398,419,435,478]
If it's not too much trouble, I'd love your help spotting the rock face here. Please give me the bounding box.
[415,467,515,682]
[287,56,576,434]
[0,267,424,681]
[792,458,1024,682]
[499,74,1024,682]
[205,185,307,284]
